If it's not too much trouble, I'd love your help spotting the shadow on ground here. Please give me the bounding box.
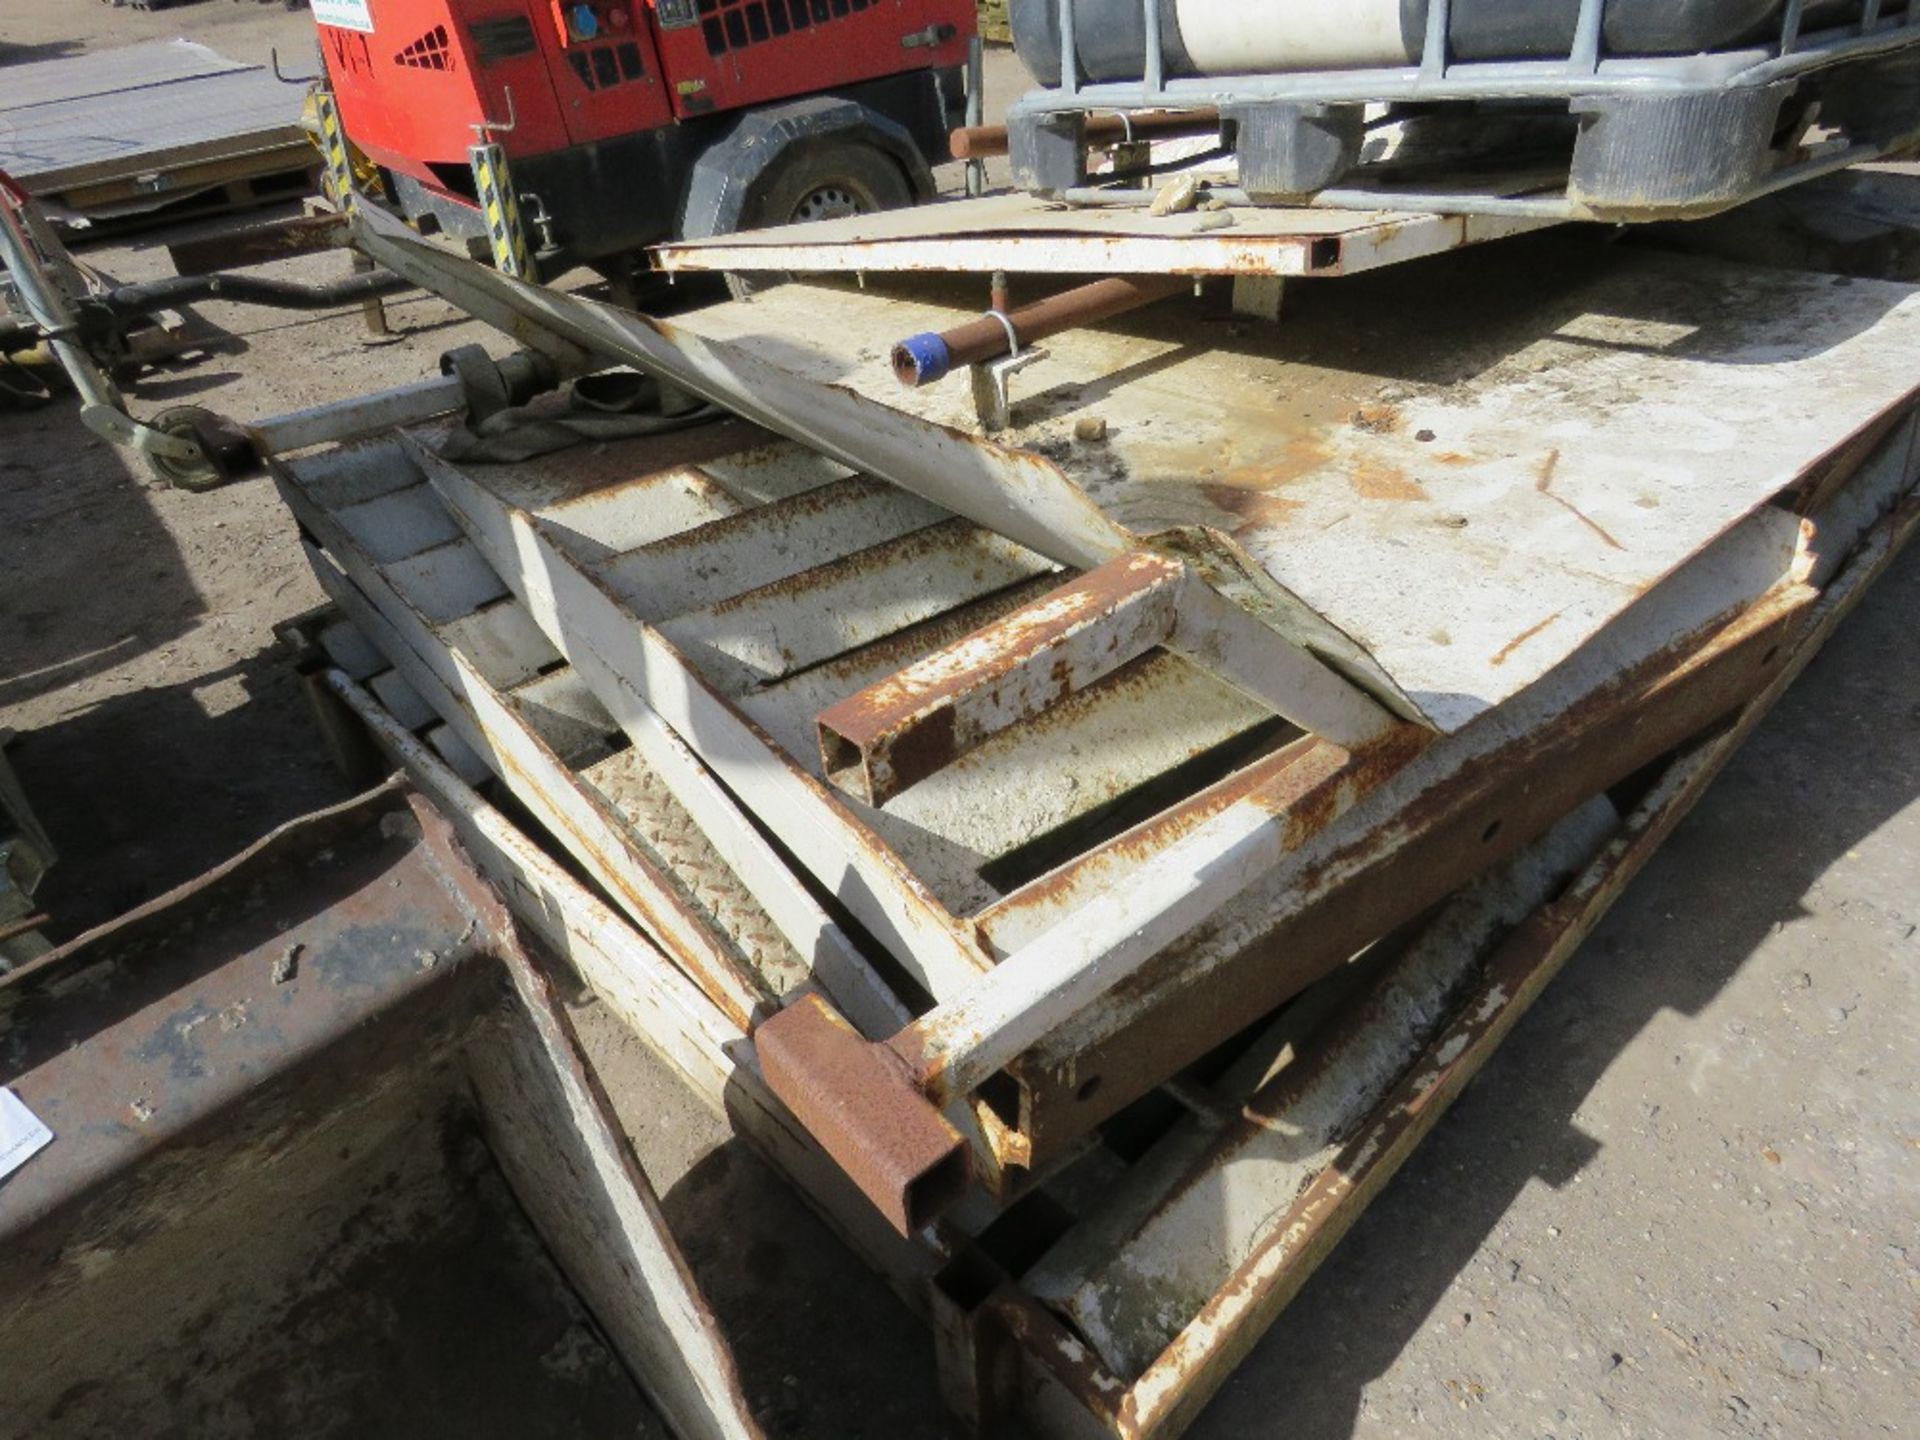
[10,644,353,939]
[1192,545,1920,1437]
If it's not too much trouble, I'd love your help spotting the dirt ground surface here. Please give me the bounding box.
[2,7,1916,1439]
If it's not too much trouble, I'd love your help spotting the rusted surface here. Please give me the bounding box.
[0,783,505,1289]
[893,276,1192,386]
[754,993,970,1237]
[1778,400,1920,519]
[975,731,1380,958]
[1008,581,1820,1165]
[1119,568,1902,1438]
[817,552,1183,805]
[991,1289,1132,1430]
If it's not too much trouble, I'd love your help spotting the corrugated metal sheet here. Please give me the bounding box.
[0,40,305,190]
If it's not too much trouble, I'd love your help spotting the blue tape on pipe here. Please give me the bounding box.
[895,331,952,387]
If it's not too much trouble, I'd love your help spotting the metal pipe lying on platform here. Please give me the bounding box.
[950,107,1221,159]
[891,274,1191,387]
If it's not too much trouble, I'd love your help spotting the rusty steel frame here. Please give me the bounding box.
[648,190,1559,280]
[272,438,914,1039]
[0,781,760,1440]
[310,455,1920,1440]
[816,549,1394,808]
[343,200,1920,1221]
[407,428,1389,1019]
[947,481,1920,1440]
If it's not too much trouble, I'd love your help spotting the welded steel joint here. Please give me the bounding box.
[817,548,1399,807]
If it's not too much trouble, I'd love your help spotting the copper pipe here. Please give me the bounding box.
[951,107,1222,160]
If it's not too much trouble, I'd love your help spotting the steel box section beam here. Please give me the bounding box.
[817,550,1396,807]
[1008,483,1920,1440]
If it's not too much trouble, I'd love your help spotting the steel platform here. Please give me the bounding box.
[651,188,1557,278]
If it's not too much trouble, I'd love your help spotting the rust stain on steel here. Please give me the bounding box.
[1780,399,1920,518]
[1490,609,1567,669]
[1534,447,1625,552]
[1009,580,1821,1166]
[1199,484,1302,533]
[1273,722,1431,851]
[988,1291,1131,1423]
[816,552,1179,803]
[1115,682,1792,1436]
[753,993,969,1236]
[1349,460,1428,503]
[1216,433,1334,492]
[977,734,1324,949]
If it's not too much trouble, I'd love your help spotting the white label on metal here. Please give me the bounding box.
[0,1087,52,1181]
[312,0,376,35]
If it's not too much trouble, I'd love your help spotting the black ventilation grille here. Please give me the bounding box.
[396,24,456,70]
[697,0,875,59]
[470,15,538,63]
[566,40,648,91]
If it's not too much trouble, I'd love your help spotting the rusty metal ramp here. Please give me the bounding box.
[345,205,1920,1197]
[358,208,1920,735]
[661,238,1920,731]
[650,189,1556,279]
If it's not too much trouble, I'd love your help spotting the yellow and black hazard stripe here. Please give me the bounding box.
[468,143,537,282]
[313,91,358,214]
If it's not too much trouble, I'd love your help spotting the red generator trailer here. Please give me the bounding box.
[311,0,975,279]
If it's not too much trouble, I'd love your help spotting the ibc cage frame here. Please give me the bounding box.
[1004,0,1920,220]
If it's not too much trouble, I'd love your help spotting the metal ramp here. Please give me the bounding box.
[342,204,1920,1201]
[650,189,1558,278]
[245,184,1920,1440]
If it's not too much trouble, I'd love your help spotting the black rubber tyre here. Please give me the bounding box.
[145,405,226,492]
[726,141,915,298]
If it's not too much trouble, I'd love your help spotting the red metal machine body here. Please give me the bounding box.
[314,0,974,268]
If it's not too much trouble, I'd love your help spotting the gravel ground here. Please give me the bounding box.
[1,8,1915,1439]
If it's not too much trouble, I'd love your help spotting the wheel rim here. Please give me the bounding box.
[791,183,866,224]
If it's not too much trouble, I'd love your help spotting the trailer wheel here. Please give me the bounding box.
[751,141,914,228]
[728,142,914,297]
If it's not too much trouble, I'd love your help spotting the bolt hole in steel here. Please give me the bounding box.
[1482,818,1504,843]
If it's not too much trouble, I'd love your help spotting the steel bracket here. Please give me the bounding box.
[969,345,1049,434]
